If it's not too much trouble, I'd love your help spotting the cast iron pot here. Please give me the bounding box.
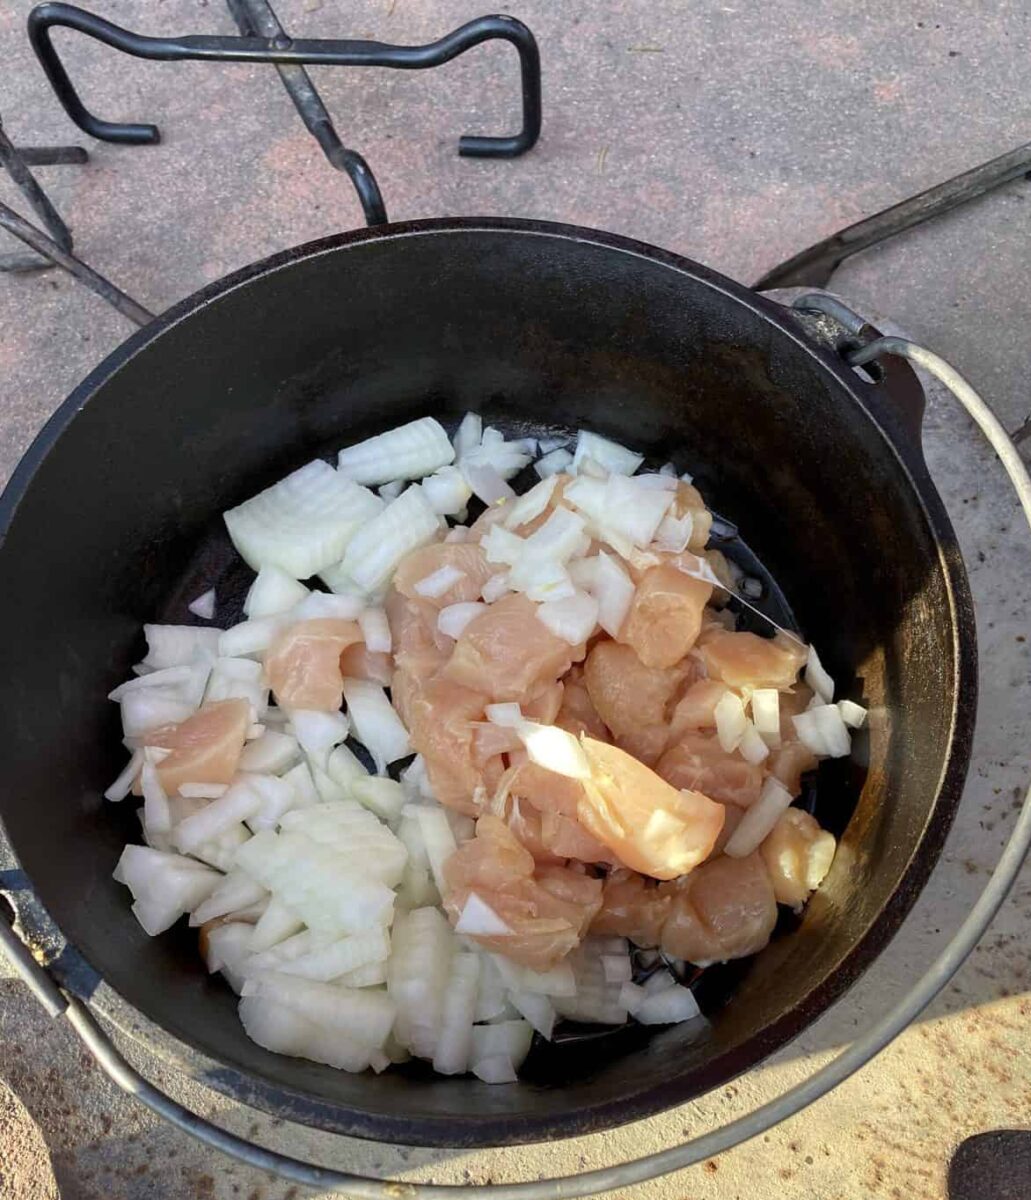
[0,218,975,1147]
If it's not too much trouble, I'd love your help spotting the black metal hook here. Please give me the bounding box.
[27,2,542,225]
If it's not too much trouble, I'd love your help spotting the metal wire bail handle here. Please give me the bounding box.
[3,323,1031,1196]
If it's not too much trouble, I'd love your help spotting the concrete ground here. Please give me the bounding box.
[2,2,1031,1197]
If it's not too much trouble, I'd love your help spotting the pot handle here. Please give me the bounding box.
[2,345,1031,1198]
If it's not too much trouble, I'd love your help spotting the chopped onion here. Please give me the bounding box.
[341,679,411,769]
[480,572,513,602]
[179,782,229,799]
[507,989,556,1040]
[523,505,587,563]
[593,550,635,637]
[438,601,486,640]
[536,436,567,455]
[282,761,320,807]
[462,462,516,507]
[654,512,694,553]
[388,906,456,1059]
[187,589,217,620]
[141,754,172,834]
[432,953,482,1075]
[812,704,851,757]
[108,665,197,703]
[714,690,747,753]
[120,688,196,739]
[289,709,349,771]
[444,525,470,544]
[350,776,406,824]
[238,730,301,774]
[378,480,405,502]
[244,566,310,619]
[414,564,466,598]
[141,625,220,670]
[602,954,633,983]
[633,472,678,491]
[174,778,265,853]
[422,465,472,515]
[290,591,365,621]
[535,589,599,645]
[750,688,781,746]
[337,417,454,485]
[572,430,644,476]
[249,897,306,954]
[737,722,770,765]
[453,411,483,460]
[486,702,523,727]
[275,927,391,983]
[471,1054,517,1083]
[838,699,868,728]
[224,459,383,579]
[724,776,795,857]
[509,557,575,603]
[410,806,458,893]
[190,871,268,926]
[534,447,574,478]
[338,484,440,594]
[461,427,534,480]
[503,475,558,529]
[602,475,675,546]
[218,615,289,659]
[206,657,268,718]
[634,984,702,1025]
[568,556,600,590]
[326,742,370,789]
[516,722,591,780]
[805,644,835,703]
[455,893,512,936]
[104,749,144,802]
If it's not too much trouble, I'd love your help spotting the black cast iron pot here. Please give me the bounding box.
[0,218,976,1147]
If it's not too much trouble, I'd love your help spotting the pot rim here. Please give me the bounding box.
[0,216,977,1147]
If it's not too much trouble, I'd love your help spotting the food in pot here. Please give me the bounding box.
[105,417,865,1083]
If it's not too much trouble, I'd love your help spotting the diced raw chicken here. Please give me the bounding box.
[668,679,727,738]
[265,619,362,711]
[441,593,584,704]
[442,815,602,970]
[338,644,393,685]
[508,758,585,819]
[618,565,712,669]
[393,542,497,608]
[669,481,712,551]
[385,589,450,679]
[590,868,672,947]
[576,738,725,880]
[583,640,688,765]
[768,740,819,796]
[555,665,609,741]
[655,731,763,808]
[144,699,250,795]
[698,629,807,691]
[660,852,777,965]
[507,795,614,866]
[760,808,836,907]
[522,680,565,725]
[394,672,497,815]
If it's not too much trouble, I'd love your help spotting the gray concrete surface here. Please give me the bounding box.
[2,3,1031,1198]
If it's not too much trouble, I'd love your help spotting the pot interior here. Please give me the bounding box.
[0,222,969,1145]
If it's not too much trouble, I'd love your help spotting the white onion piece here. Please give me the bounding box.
[485,702,523,727]
[444,525,470,544]
[341,678,411,769]
[811,704,851,757]
[838,699,868,728]
[634,984,702,1024]
[737,722,770,765]
[516,722,591,780]
[275,927,391,983]
[290,591,365,621]
[714,690,747,753]
[462,462,516,506]
[289,709,348,771]
[792,708,834,756]
[120,689,196,739]
[249,897,306,954]
[243,972,396,1048]
[438,602,486,640]
[472,1020,533,1070]
[805,644,835,703]
[108,665,196,702]
[326,742,369,789]
[174,778,264,853]
[218,615,289,659]
[453,411,483,459]
[602,475,674,546]
[244,566,310,619]
[115,846,221,936]
[568,556,600,590]
[410,806,458,894]
[141,625,221,670]
[188,589,217,620]
[388,907,456,1060]
[224,459,383,579]
[480,572,513,602]
[238,730,301,774]
[399,755,434,802]
[509,558,575,603]
[522,505,587,563]
[141,755,172,834]
[750,688,781,747]
[534,447,574,478]
[242,774,300,832]
[414,564,466,598]
[311,763,349,804]
[482,524,524,566]
[536,589,599,645]
[179,782,229,799]
[618,980,647,1014]
[508,990,556,1040]
[280,802,407,887]
[472,1055,517,1084]
[572,430,644,476]
[350,776,406,824]
[654,512,694,553]
[593,550,635,637]
[503,474,558,529]
[455,893,512,936]
[724,776,795,857]
[105,749,144,802]
[432,952,481,1075]
[202,920,253,975]
[337,417,454,485]
[190,871,268,926]
[633,473,678,491]
[206,657,268,718]
[282,761,320,808]
[536,436,567,455]
[602,954,633,983]
[422,465,472,515]
[377,480,404,502]
[461,427,533,480]
[338,484,440,594]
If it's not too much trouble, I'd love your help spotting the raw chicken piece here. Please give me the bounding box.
[507,795,614,866]
[768,741,818,796]
[698,629,807,692]
[656,731,763,809]
[760,808,836,907]
[555,665,609,741]
[522,680,565,725]
[506,797,564,865]
[144,699,250,794]
[668,679,727,738]
[509,758,585,819]
[618,565,712,669]
[265,618,362,711]
[669,481,712,551]
[442,815,602,970]
[660,852,777,965]
[577,738,725,880]
[338,643,393,685]
[442,593,584,703]
[583,640,687,766]
[395,672,494,815]
[385,589,449,679]
[394,542,496,608]
[590,868,672,947]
